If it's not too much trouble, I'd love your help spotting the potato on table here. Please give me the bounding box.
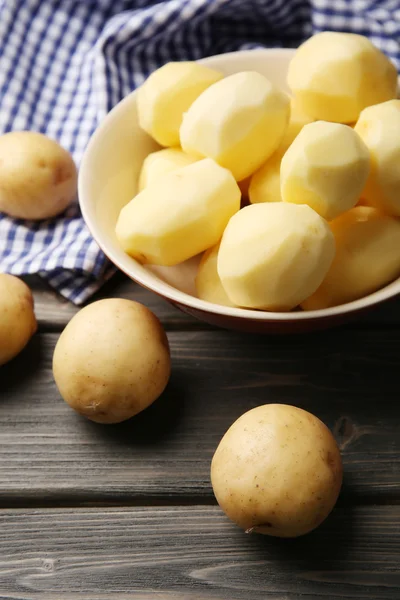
[281,121,370,220]
[137,62,223,147]
[211,404,342,537]
[0,274,37,366]
[116,158,241,266]
[288,31,397,123]
[217,203,335,311]
[195,243,235,307]
[0,131,77,220]
[53,299,171,424]
[302,206,400,310]
[354,100,400,217]
[180,71,290,181]
[138,148,198,191]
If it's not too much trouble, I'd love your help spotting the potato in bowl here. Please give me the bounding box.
[79,38,400,333]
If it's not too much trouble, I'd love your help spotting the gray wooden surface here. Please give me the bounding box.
[1,273,399,599]
[0,506,399,599]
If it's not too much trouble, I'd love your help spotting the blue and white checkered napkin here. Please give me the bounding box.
[0,0,399,304]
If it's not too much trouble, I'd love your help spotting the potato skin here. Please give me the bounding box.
[0,131,77,220]
[53,299,171,424]
[211,404,342,537]
[0,274,37,366]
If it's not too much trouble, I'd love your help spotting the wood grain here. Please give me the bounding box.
[0,328,399,504]
[27,274,400,331]
[0,505,398,599]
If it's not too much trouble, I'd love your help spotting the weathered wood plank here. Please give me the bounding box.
[0,329,399,503]
[26,274,400,331]
[0,505,398,599]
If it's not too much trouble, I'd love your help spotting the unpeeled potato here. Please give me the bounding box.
[211,404,342,538]
[0,131,77,220]
[0,274,37,366]
[53,299,171,424]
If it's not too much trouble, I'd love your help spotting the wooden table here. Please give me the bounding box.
[1,272,400,599]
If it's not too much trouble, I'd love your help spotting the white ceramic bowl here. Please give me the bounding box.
[79,48,400,333]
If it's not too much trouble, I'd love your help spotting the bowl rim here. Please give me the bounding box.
[79,47,400,323]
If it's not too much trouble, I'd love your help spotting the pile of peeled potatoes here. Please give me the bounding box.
[5,29,400,537]
[117,31,400,313]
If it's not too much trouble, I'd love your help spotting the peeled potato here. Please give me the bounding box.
[211,404,342,538]
[281,121,370,220]
[53,299,171,424]
[217,203,335,311]
[195,244,235,307]
[180,71,290,181]
[0,274,37,366]
[116,158,240,266]
[288,31,397,123]
[248,149,283,205]
[354,100,400,216]
[138,148,198,191]
[302,206,400,310]
[249,98,313,205]
[0,131,77,220]
[137,62,223,147]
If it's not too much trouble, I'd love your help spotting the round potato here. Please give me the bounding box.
[288,31,397,123]
[0,274,37,366]
[280,121,370,220]
[180,71,290,181]
[53,299,171,424]
[217,203,335,311]
[354,100,400,216]
[302,206,400,310]
[211,404,343,538]
[137,62,223,147]
[0,131,77,220]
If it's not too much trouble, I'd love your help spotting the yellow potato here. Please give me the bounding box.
[288,31,397,123]
[137,62,223,147]
[116,158,240,266]
[211,404,342,538]
[281,121,370,220]
[0,274,37,366]
[217,203,335,311]
[0,132,77,220]
[138,148,198,191]
[180,71,290,181]
[302,206,400,310]
[248,149,282,205]
[354,100,400,216]
[53,299,171,424]
[195,244,235,307]
[249,98,313,205]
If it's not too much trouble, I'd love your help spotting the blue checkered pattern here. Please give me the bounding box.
[0,0,398,304]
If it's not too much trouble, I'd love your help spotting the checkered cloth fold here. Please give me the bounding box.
[0,0,398,304]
